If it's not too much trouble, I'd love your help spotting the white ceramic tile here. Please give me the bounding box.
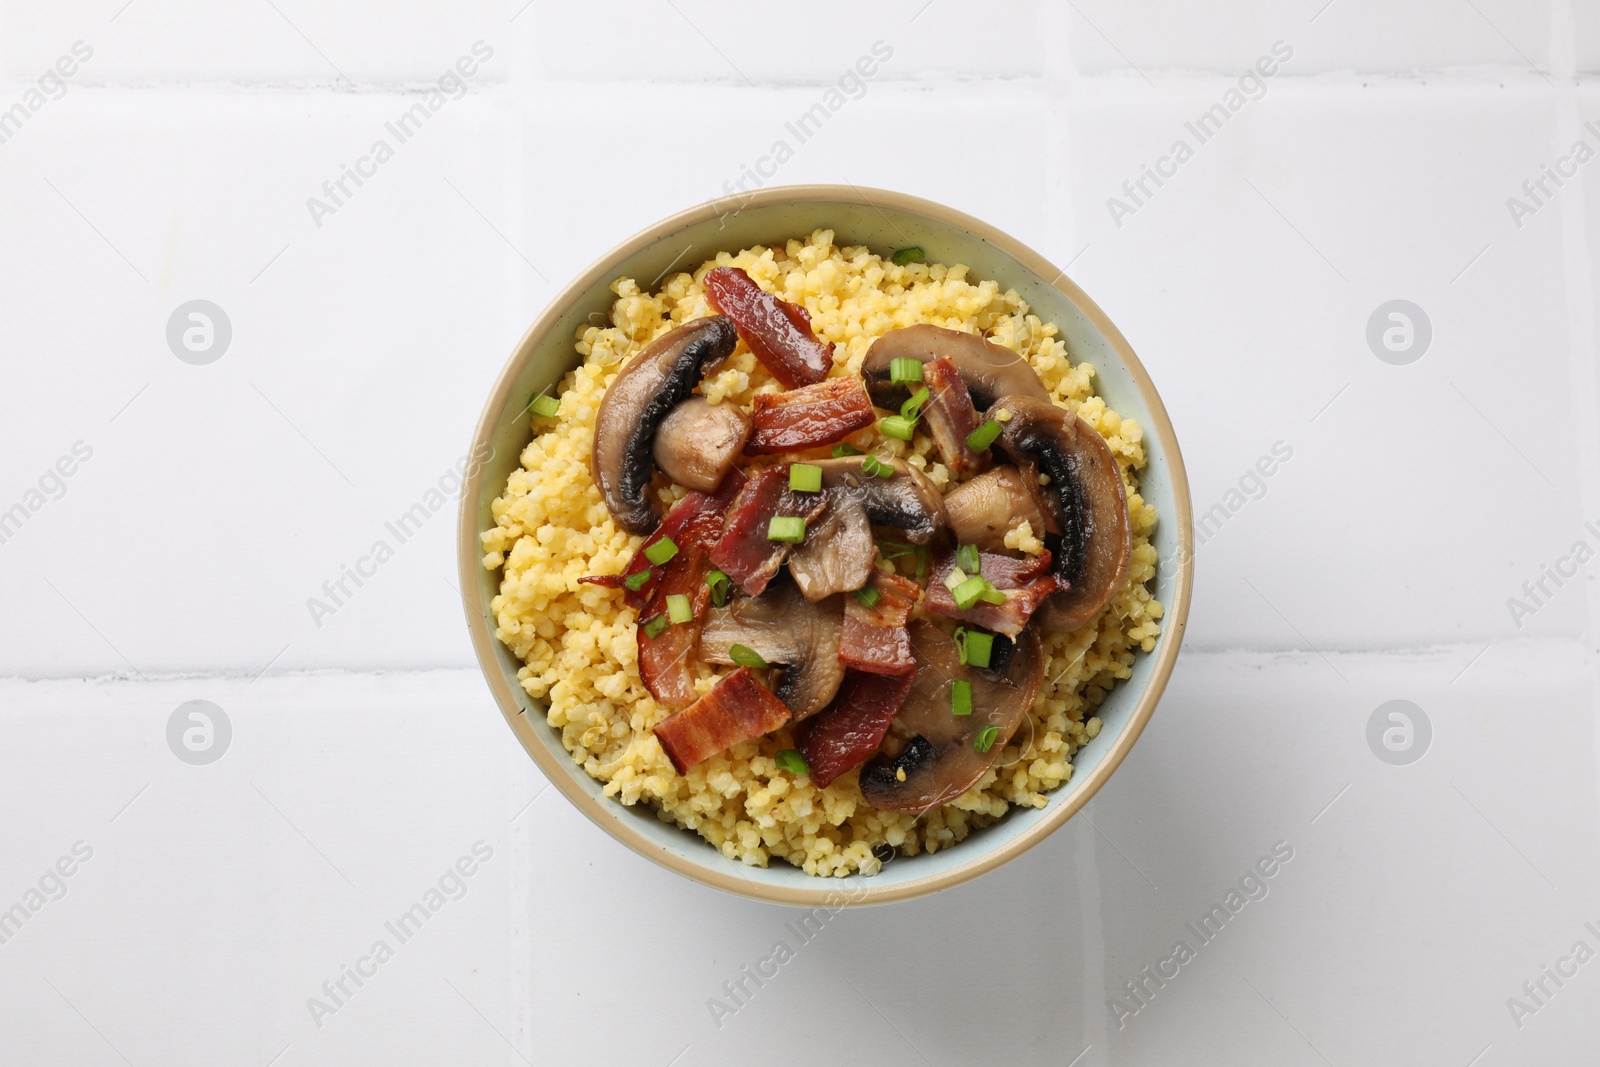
[5,647,1593,1064]
[1064,0,1553,76]
[0,0,507,85]
[1058,81,1589,651]
[1572,3,1600,75]
[0,89,532,677]
[517,80,1051,289]
[0,671,537,1066]
[511,0,1044,84]
[1,11,1599,1065]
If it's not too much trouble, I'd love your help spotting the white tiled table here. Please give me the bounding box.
[2,3,1597,1064]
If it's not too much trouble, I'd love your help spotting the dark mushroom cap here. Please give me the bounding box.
[991,395,1131,632]
[591,316,738,534]
[862,324,1052,410]
[858,620,1043,813]
[810,456,946,544]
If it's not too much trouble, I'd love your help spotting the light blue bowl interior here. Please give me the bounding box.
[472,197,1181,896]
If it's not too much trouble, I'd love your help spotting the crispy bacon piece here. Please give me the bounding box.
[604,469,745,610]
[709,464,827,596]
[704,266,834,388]
[636,546,713,708]
[652,667,791,774]
[745,377,875,454]
[793,671,916,788]
[924,548,1061,637]
[839,573,922,676]
[920,355,988,474]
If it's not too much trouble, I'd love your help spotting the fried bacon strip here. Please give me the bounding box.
[652,667,791,774]
[793,671,916,788]
[636,545,713,708]
[919,355,988,475]
[704,266,834,388]
[745,376,875,454]
[923,548,1061,637]
[580,468,745,609]
[709,464,827,596]
[839,572,922,676]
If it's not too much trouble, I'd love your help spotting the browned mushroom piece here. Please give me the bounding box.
[652,397,751,493]
[991,395,1131,632]
[699,578,845,720]
[809,456,945,545]
[942,466,1054,553]
[861,324,1052,410]
[858,620,1043,813]
[787,489,874,601]
[591,316,738,534]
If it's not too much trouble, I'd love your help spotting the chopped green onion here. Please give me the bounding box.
[951,679,973,717]
[880,415,916,441]
[861,454,894,478]
[644,536,678,566]
[705,569,731,608]
[891,246,925,266]
[888,356,924,385]
[666,594,693,624]
[767,516,807,543]
[915,546,929,582]
[853,583,881,608]
[729,643,767,669]
[624,567,652,592]
[789,463,823,493]
[976,581,1008,606]
[967,419,1003,451]
[775,749,810,775]
[900,387,931,421]
[952,575,989,610]
[943,566,968,591]
[955,543,980,574]
[530,393,561,418]
[974,724,1000,753]
[641,615,669,639]
[832,442,863,457]
[961,630,995,669]
[878,542,914,561]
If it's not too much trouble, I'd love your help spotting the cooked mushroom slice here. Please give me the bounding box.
[592,316,738,534]
[653,397,750,493]
[788,489,874,601]
[810,456,945,544]
[862,324,1052,410]
[942,466,1054,553]
[858,620,1043,813]
[700,579,845,720]
[991,395,1132,631]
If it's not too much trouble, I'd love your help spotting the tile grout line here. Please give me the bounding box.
[3,68,1598,98]
[1545,0,1600,864]
[1548,0,1600,658]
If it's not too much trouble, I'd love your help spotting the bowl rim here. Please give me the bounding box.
[457,183,1194,907]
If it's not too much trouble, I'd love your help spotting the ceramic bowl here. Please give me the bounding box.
[457,185,1193,906]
